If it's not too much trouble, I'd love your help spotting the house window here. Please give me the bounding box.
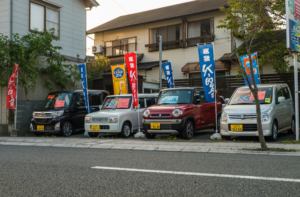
[30,2,60,37]
[147,24,182,51]
[187,18,214,47]
[104,37,137,57]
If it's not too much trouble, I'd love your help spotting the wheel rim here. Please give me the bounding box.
[291,119,295,133]
[123,125,130,136]
[63,122,72,136]
[273,123,277,139]
[187,122,193,138]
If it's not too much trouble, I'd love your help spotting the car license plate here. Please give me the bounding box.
[231,124,243,131]
[150,123,160,129]
[91,125,100,131]
[37,125,44,130]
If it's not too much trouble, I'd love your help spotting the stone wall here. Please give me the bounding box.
[16,100,44,136]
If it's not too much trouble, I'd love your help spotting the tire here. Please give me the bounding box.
[88,132,99,138]
[288,118,295,134]
[120,122,131,138]
[144,131,156,139]
[61,121,73,137]
[222,136,231,140]
[182,120,194,140]
[269,121,278,141]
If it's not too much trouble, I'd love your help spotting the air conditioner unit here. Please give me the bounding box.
[92,45,103,54]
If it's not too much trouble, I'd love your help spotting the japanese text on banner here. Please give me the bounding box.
[6,65,19,109]
[162,62,174,88]
[124,53,138,107]
[78,64,91,113]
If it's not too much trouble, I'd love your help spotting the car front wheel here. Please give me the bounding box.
[182,120,194,140]
[269,121,278,141]
[62,121,73,137]
[288,118,295,134]
[120,122,131,138]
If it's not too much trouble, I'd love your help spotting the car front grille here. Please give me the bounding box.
[35,118,53,124]
[229,114,257,120]
[150,114,171,118]
[92,117,108,123]
[228,124,257,132]
[34,125,54,130]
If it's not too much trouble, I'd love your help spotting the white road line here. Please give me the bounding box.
[91,166,300,183]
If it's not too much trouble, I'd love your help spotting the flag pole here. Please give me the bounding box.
[14,66,18,129]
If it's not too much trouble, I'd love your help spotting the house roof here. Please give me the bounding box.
[138,60,168,70]
[87,0,228,34]
[218,30,286,61]
[108,54,144,65]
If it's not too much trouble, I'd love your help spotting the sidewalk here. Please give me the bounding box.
[1,137,300,156]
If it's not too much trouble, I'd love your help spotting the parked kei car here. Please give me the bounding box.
[220,84,295,141]
[142,87,223,139]
[30,90,108,136]
[84,93,158,138]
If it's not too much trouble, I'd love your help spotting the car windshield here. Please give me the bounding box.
[102,96,132,110]
[230,87,273,105]
[157,90,192,104]
[43,92,73,109]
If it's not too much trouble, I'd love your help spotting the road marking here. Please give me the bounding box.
[91,166,300,183]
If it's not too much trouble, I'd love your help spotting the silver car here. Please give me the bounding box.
[84,94,158,138]
[220,84,295,141]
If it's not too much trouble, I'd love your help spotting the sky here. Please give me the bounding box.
[86,0,195,55]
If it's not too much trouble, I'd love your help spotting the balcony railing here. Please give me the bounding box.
[145,40,183,52]
[186,35,215,47]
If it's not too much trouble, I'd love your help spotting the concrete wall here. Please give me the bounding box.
[94,10,230,81]
[0,0,10,37]
[0,124,9,136]
[16,100,44,136]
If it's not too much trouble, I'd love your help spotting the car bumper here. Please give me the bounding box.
[85,123,119,133]
[142,118,185,134]
[220,120,272,136]
[30,117,62,134]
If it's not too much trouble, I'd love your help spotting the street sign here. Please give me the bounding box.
[286,0,300,52]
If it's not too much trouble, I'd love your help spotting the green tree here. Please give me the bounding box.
[218,0,276,149]
[0,29,80,100]
[86,54,110,89]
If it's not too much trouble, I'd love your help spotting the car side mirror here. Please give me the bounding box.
[225,98,230,104]
[195,99,201,104]
[277,96,285,103]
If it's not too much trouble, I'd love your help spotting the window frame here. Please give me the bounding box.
[186,18,214,47]
[29,0,61,38]
[147,24,183,52]
[104,36,137,57]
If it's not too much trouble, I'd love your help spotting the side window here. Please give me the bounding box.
[282,87,291,99]
[138,98,145,108]
[89,93,101,106]
[145,98,156,107]
[200,91,206,103]
[220,97,225,104]
[78,93,85,107]
[194,93,201,104]
[275,87,284,102]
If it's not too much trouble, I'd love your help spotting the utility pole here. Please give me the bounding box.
[159,35,162,90]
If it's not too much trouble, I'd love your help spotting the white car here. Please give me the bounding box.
[84,94,158,138]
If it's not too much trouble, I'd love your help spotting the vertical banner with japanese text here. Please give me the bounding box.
[286,0,300,52]
[111,64,128,95]
[78,64,91,113]
[124,52,138,107]
[6,65,19,109]
[239,53,260,86]
[162,62,174,88]
[197,44,215,102]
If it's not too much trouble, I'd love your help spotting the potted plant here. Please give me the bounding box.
[7,112,14,136]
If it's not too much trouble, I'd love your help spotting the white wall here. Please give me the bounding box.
[94,10,231,81]
[0,0,10,37]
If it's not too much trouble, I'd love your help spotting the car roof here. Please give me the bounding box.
[49,90,108,94]
[161,87,204,90]
[238,84,288,89]
[107,93,159,98]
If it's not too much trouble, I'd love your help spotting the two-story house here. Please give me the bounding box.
[87,0,246,93]
[0,0,99,133]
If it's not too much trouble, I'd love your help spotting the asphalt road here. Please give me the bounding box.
[1,146,300,197]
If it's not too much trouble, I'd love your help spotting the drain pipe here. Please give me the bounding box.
[10,0,13,40]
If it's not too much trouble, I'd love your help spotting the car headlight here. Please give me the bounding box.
[143,109,150,118]
[221,111,227,122]
[172,109,183,117]
[52,110,64,118]
[85,116,91,123]
[261,108,272,122]
[109,116,118,123]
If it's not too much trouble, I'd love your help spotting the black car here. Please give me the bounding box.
[30,90,108,136]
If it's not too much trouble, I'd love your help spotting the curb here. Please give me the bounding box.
[1,142,300,157]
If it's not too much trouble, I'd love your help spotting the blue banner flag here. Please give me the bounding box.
[162,62,174,88]
[239,53,260,86]
[197,44,215,102]
[78,64,91,113]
